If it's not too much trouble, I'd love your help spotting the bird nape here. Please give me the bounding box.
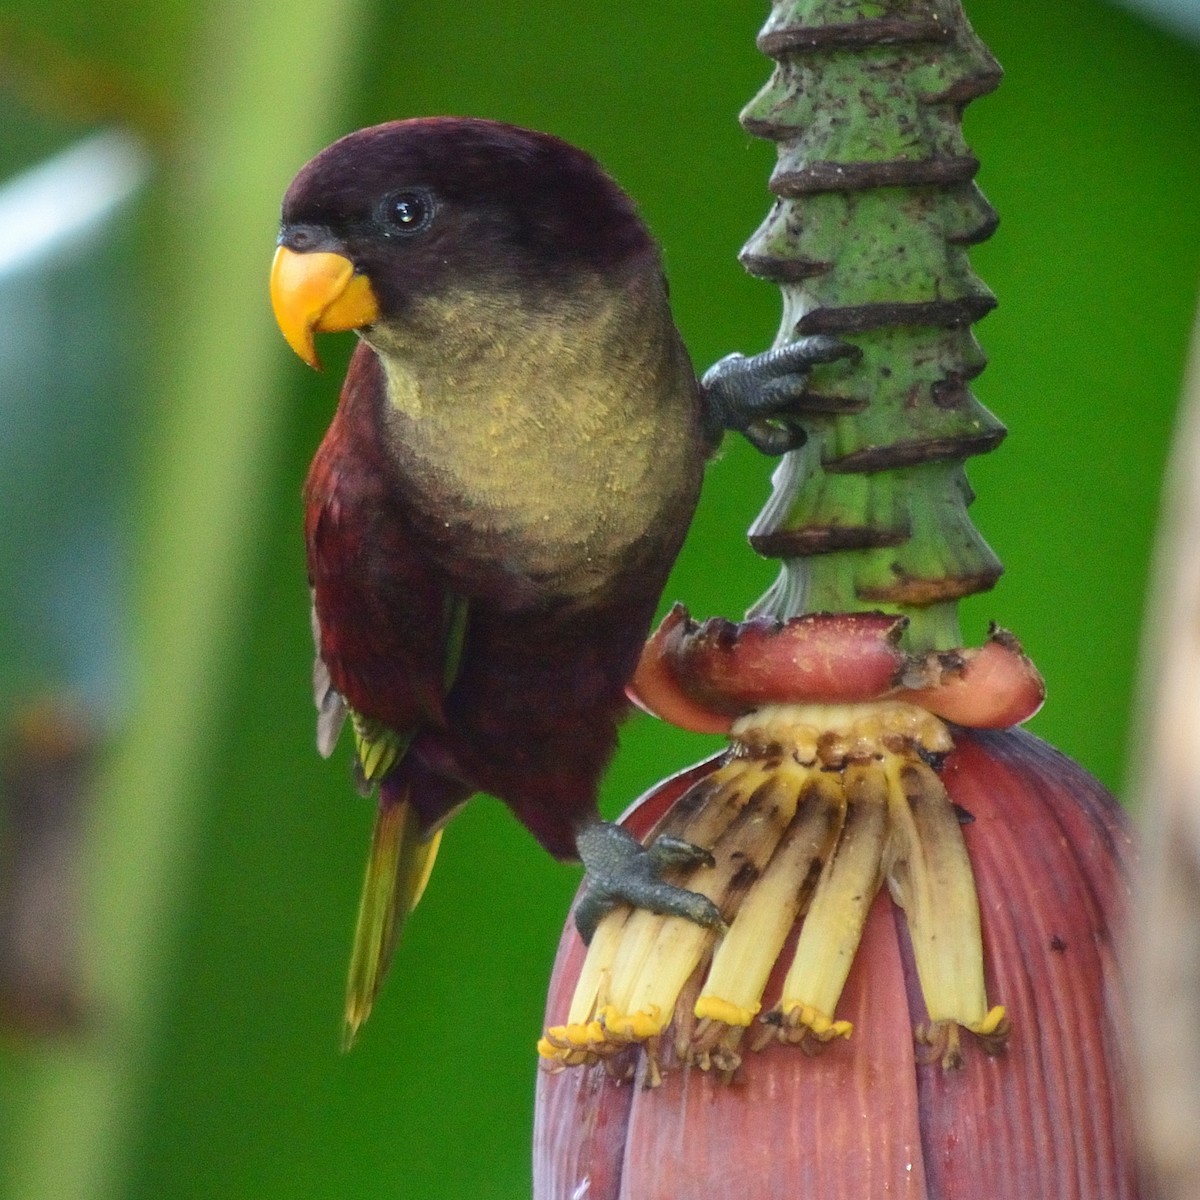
[268,116,856,1047]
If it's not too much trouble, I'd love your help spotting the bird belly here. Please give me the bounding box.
[409,454,681,608]
[382,372,701,608]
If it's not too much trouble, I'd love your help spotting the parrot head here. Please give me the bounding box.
[270,116,654,369]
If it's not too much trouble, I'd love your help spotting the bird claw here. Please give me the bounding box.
[701,335,860,454]
[573,821,724,945]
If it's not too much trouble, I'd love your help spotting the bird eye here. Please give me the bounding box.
[380,189,435,235]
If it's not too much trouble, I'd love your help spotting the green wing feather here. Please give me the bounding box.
[342,790,442,1049]
[314,593,469,1047]
[350,711,410,785]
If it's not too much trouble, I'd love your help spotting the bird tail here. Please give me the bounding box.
[342,787,441,1050]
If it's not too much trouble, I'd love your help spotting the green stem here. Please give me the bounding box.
[0,3,364,1198]
[742,0,1004,652]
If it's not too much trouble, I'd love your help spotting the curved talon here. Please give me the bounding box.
[700,336,859,454]
[574,820,724,945]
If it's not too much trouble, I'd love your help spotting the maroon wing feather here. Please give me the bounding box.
[304,346,449,746]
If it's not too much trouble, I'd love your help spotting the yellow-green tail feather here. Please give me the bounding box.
[342,793,441,1050]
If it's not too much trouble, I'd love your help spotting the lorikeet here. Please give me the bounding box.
[269,117,851,1044]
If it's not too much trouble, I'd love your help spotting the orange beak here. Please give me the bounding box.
[269,246,381,370]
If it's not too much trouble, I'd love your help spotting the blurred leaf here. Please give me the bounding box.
[0,0,368,1197]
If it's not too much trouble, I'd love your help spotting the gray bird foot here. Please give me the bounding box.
[573,820,725,945]
[701,335,860,454]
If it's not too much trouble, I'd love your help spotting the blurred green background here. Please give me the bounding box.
[0,1,1196,1197]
